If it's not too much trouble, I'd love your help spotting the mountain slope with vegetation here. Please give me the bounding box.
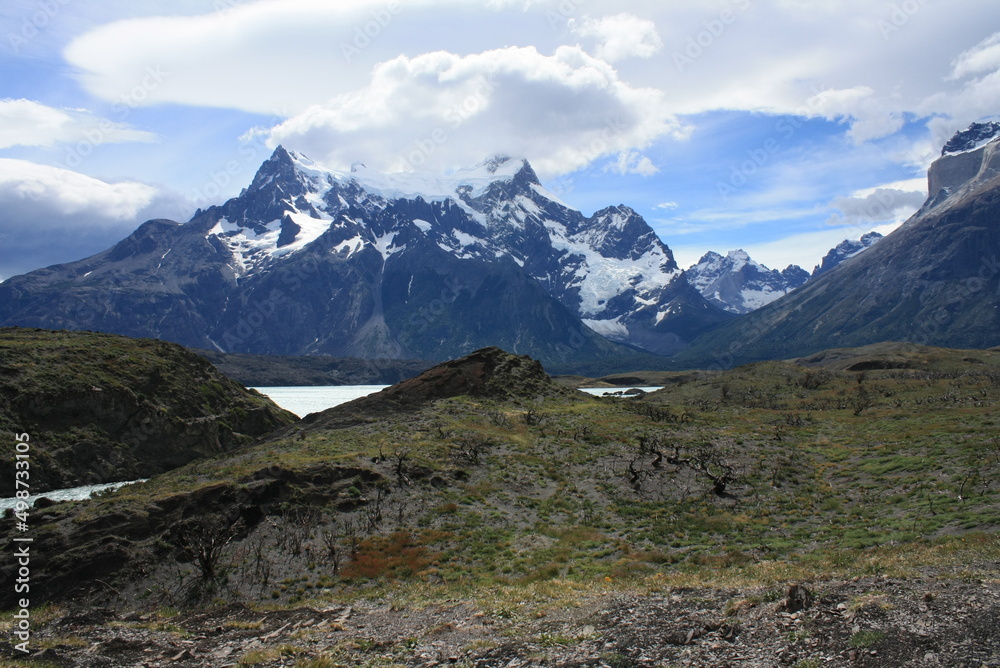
[1,346,997,666]
[675,124,1000,368]
[0,328,296,494]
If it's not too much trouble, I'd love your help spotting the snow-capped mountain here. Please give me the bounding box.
[676,121,1000,366]
[0,147,730,371]
[811,232,884,278]
[685,250,809,315]
[210,147,728,353]
[940,120,1000,156]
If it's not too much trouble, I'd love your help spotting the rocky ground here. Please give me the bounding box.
[4,346,999,667]
[4,572,998,667]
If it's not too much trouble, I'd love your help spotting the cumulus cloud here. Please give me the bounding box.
[604,151,659,176]
[60,0,1000,170]
[825,187,927,228]
[63,0,475,115]
[267,46,687,177]
[949,31,1000,80]
[0,160,186,279]
[570,13,663,62]
[804,86,905,144]
[0,159,158,219]
[922,32,1000,148]
[0,99,157,149]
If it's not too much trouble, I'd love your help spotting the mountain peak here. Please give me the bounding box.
[812,232,883,277]
[695,251,724,264]
[726,249,755,269]
[461,155,540,187]
[941,121,1000,156]
[482,155,514,174]
[270,144,292,161]
[245,145,312,195]
[928,120,1000,203]
[686,249,807,315]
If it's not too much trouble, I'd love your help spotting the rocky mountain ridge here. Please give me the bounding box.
[683,231,885,315]
[675,122,1000,367]
[940,120,1000,155]
[811,232,884,278]
[685,249,810,314]
[0,149,731,372]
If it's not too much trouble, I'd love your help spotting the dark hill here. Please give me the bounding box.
[791,340,1000,372]
[0,328,296,493]
[301,347,570,428]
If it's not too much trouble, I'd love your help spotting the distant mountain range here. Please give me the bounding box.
[0,149,730,373]
[683,232,882,315]
[3,121,998,371]
[685,250,809,315]
[675,121,1000,367]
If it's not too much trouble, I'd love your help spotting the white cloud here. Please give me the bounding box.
[851,178,927,198]
[267,46,687,177]
[61,0,1000,167]
[803,86,905,144]
[0,99,157,149]
[950,31,1000,80]
[654,201,679,210]
[922,32,1000,148]
[825,187,927,228]
[0,159,159,221]
[604,151,659,176]
[0,159,189,278]
[570,13,663,62]
[670,205,826,231]
[63,0,476,115]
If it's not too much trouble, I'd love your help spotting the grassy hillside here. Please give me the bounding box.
[0,328,296,494]
[0,345,997,666]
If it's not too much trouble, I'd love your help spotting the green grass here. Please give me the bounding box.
[7,343,1000,613]
[0,328,295,495]
[849,629,886,649]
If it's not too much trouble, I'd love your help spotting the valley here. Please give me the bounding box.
[1,118,999,668]
[4,5,1000,667]
[0,336,997,666]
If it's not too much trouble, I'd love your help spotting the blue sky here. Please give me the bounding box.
[2,0,1000,280]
